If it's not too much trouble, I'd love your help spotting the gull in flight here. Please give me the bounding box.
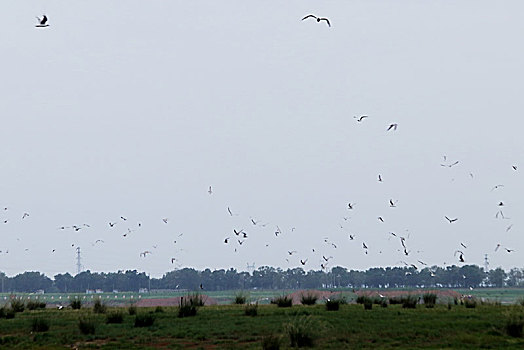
[302,14,331,27]
[387,123,398,131]
[354,115,368,122]
[208,186,213,195]
[36,15,49,27]
[445,216,458,223]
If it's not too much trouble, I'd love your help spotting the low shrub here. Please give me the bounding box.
[356,295,371,304]
[1,307,15,319]
[154,306,164,313]
[300,293,318,306]
[93,299,107,314]
[70,299,82,310]
[234,292,247,305]
[78,316,96,335]
[26,301,46,311]
[401,295,418,309]
[363,299,373,310]
[31,318,50,332]
[505,308,524,337]
[284,315,320,348]
[106,311,124,324]
[188,293,206,307]
[273,295,293,308]
[423,293,437,308]
[245,303,258,316]
[10,299,25,313]
[128,305,137,315]
[262,334,281,350]
[178,296,198,318]
[464,298,477,309]
[134,313,155,327]
[389,297,402,305]
[325,299,341,311]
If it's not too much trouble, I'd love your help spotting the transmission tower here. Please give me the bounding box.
[484,254,489,272]
[246,262,255,274]
[76,247,83,274]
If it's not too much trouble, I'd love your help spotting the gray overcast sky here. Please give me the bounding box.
[1,1,523,277]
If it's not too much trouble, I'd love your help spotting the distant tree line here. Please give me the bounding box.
[0,265,522,293]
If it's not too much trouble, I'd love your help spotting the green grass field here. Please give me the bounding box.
[1,300,524,349]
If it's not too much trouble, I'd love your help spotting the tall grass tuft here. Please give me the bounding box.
[245,302,258,317]
[401,295,418,309]
[31,318,50,332]
[325,298,343,311]
[93,299,107,314]
[464,298,477,309]
[272,295,293,308]
[505,307,524,337]
[234,292,248,305]
[70,299,82,310]
[128,305,137,315]
[106,311,124,324]
[10,299,25,313]
[300,293,318,306]
[134,313,155,327]
[78,316,96,335]
[188,293,206,307]
[27,300,46,310]
[284,314,321,348]
[178,296,198,318]
[423,293,437,308]
[261,334,281,350]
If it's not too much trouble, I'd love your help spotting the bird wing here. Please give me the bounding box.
[320,18,331,27]
[302,14,317,21]
[41,15,48,24]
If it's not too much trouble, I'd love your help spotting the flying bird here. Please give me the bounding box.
[387,123,398,131]
[22,213,29,219]
[460,242,467,249]
[162,218,169,224]
[389,199,397,208]
[378,174,383,182]
[208,186,213,194]
[36,15,49,27]
[302,14,331,27]
[224,237,230,243]
[140,251,151,257]
[362,242,368,249]
[512,165,518,171]
[347,202,355,210]
[300,259,308,265]
[354,115,368,122]
[445,216,458,223]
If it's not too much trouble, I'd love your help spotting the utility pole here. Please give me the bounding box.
[76,247,83,275]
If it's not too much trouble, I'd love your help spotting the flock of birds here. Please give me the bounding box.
[1,11,517,278]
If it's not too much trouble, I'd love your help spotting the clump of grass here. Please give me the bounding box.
[134,313,155,327]
[154,306,164,313]
[26,301,46,311]
[70,299,82,310]
[379,298,388,308]
[423,293,437,308]
[325,298,343,311]
[128,305,137,315]
[245,302,258,316]
[78,316,96,335]
[517,296,524,307]
[0,306,15,319]
[178,296,198,318]
[505,307,524,337]
[389,297,402,305]
[234,292,248,305]
[300,293,318,306]
[261,334,281,350]
[401,295,418,309]
[31,318,50,332]
[188,293,206,307]
[464,298,477,309]
[363,299,373,310]
[10,299,25,313]
[356,295,370,304]
[284,314,321,348]
[106,311,124,324]
[272,295,293,308]
[93,299,107,314]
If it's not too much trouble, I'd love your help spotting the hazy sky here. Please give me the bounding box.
[1,1,523,278]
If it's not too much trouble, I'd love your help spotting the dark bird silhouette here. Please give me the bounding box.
[109,222,116,227]
[200,283,204,290]
[445,216,458,223]
[349,234,355,240]
[512,165,517,171]
[389,199,397,208]
[347,202,355,210]
[120,216,127,221]
[362,242,368,249]
[455,250,465,262]
[378,174,383,182]
[323,255,332,262]
[460,242,467,249]
[505,248,515,253]
[36,15,49,27]
[22,213,29,219]
[224,237,230,244]
[288,250,297,255]
[208,186,213,194]
[354,115,368,122]
[302,14,330,27]
[387,123,398,131]
[300,259,308,265]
